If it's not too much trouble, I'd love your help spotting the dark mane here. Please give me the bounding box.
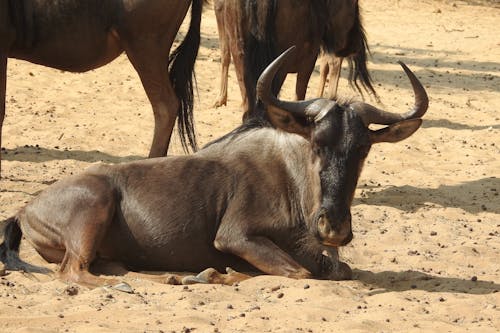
[345,5,377,100]
[169,0,204,152]
[203,113,270,149]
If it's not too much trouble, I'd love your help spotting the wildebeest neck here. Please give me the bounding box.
[201,126,323,230]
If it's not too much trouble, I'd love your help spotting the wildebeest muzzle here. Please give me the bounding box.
[316,210,353,247]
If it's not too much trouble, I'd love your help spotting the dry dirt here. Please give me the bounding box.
[0,0,499,332]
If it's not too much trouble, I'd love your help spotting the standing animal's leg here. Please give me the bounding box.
[325,56,343,100]
[213,2,231,108]
[317,55,329,98]
[119,0,200,154]
[295,60,317,101]
[125,44,178,157]
[228,38,250,115]
[0,54,6,174]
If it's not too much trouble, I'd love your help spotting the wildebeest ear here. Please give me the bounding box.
[267,105,312,138]
[370,119,423,144]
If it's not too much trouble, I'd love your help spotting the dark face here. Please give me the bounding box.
[311,104,371,246]
[257,47,428,248]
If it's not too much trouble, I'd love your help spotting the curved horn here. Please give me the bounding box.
[353,61,429,125]
[256,46,322,117]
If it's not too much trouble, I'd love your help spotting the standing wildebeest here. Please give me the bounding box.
[212,0,375,116]
[0,0,204,175]
[0,47,428,287]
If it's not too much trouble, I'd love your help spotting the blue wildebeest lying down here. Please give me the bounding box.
[0,48,428,287]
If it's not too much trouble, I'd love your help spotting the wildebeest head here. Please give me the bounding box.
[257,47,428,247]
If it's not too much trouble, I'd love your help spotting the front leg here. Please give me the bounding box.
[214,233,312,279]
[321,247,352,281]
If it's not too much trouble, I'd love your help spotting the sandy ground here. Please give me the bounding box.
[1,0,499,332]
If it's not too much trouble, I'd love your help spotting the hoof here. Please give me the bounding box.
[212,99,227,108]
[163,275,182,285]
[182,275,208,285]
[182,268,219,285]
[112,282,134,293]
[328,261,352,281]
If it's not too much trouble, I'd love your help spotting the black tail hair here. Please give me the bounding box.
[321,3,378,101]
[0,217,22,262]
[0,217,52,274]
[346,5,378,101]
[168,0,205,152]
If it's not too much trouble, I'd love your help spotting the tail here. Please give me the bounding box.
[345,5,378,101]
[168,0,205,153]
[346,28,378,101]
[0,217,51,274]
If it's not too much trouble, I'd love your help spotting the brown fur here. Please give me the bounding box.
[212,0,375,117]
[0,50,427,288]
[0,0,204,176]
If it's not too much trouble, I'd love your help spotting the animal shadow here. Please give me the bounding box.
[353,268,500,295]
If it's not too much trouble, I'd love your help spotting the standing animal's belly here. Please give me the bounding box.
[10,28,123,72]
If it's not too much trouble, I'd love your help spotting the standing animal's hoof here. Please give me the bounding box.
[0,262,6,276]
[212,97,227,108]
[112,282,134,293]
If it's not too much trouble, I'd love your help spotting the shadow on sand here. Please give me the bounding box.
[354,177,499,214]
[2,146,144,164]
[354,268,499,295]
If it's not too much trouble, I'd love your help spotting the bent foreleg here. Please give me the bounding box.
[214,232,312,279]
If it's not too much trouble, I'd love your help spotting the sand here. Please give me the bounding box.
[1,0,499,332]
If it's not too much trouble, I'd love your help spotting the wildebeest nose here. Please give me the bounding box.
[341,231,354,246]
[317,211,353,246]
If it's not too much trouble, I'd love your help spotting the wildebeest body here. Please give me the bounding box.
[17,129,330,276]
[1,47,428,287]
[9,1,125,71]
